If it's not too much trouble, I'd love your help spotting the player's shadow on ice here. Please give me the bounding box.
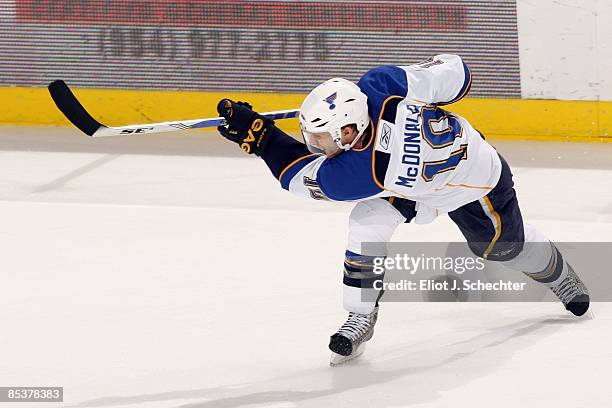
[74,314,591,408]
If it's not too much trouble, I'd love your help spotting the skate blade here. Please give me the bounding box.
[330,343,366,367]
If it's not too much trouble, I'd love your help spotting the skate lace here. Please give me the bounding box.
[551,274,582,305]
[337,312,372,342]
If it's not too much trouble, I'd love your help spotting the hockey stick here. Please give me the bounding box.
[48,80,300,138]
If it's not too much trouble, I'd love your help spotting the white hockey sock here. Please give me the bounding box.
[343,285,378,315]
[501,224,567,286]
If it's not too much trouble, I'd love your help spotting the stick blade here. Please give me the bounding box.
[48,80,102,136]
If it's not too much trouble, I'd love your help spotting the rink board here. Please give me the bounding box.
[0,86,611,142]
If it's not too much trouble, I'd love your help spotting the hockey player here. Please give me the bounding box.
[216,55,590,365]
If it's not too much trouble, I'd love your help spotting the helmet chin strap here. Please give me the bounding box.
[334,130,365,151]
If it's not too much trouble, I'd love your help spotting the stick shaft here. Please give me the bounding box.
[48,80,300,138]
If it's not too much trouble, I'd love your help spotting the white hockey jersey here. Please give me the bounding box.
[280,55,502,223]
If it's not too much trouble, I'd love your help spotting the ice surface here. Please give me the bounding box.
[0,128,611,408]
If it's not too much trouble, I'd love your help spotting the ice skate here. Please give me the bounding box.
[548,263,590,316]
[329,307,378,366]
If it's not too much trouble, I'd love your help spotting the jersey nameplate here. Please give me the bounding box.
[395,104,423,189]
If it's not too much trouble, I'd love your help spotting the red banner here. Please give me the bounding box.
[16,0,467,31]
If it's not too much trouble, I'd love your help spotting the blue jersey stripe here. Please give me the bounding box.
[279,154,320,190]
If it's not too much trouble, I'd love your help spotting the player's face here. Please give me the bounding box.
[306,132,343,157]
[303,126,359,158]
